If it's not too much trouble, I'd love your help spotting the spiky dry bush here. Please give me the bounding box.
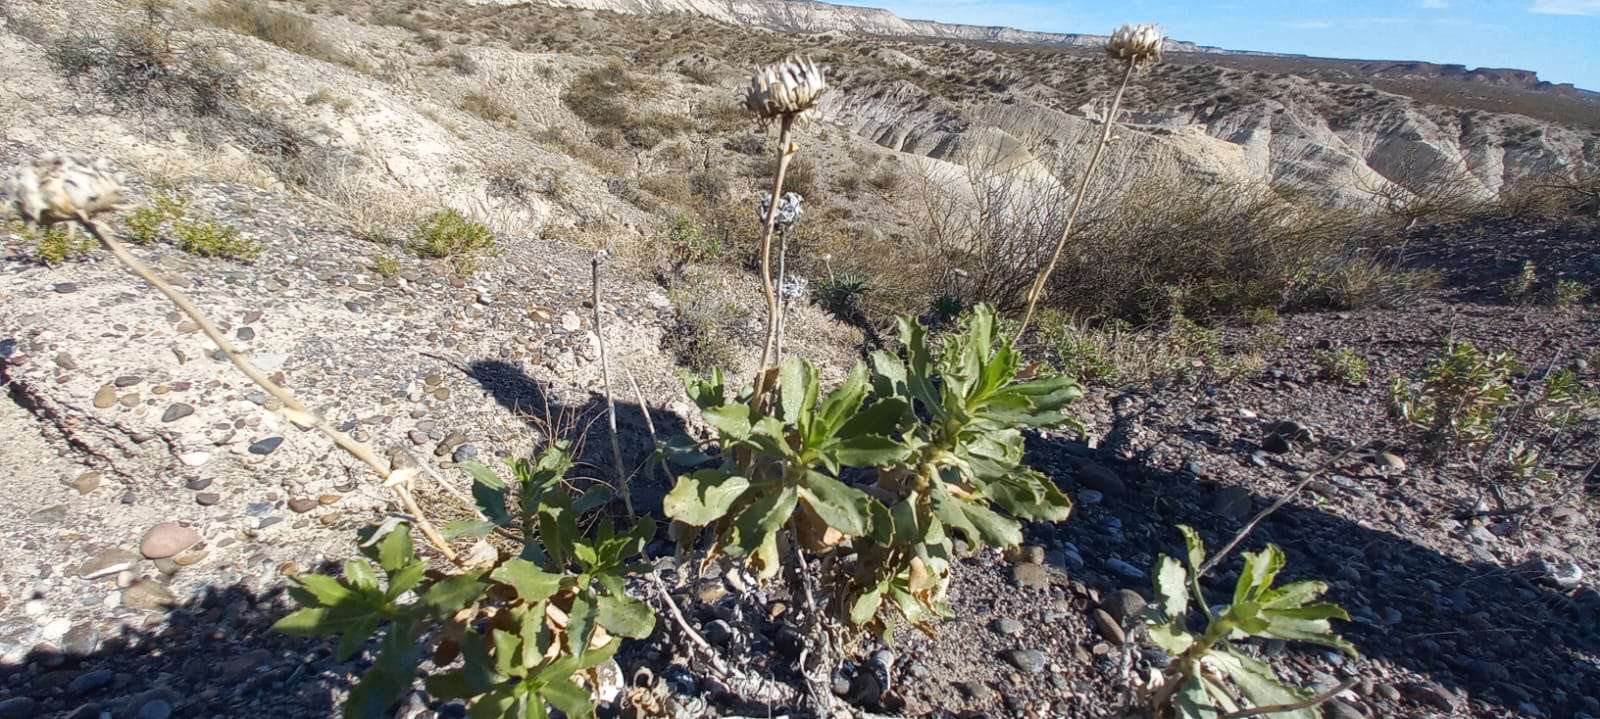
[200,0,363,69]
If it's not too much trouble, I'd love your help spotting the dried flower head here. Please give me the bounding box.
[1105,23,1163,66]
[744,55,828,123]
[781,275,809,300]
[5,153,126,226]
[758,191,805,230]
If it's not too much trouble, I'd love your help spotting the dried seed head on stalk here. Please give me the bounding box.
[5,153,126,226]
[1105,23,1164,66]
[758,190,804,230]
[744,55,828,124]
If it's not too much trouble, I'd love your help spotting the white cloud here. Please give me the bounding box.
[1530,0,1600,14]
[1291,19,1334,28]
[1421,0,1450,7]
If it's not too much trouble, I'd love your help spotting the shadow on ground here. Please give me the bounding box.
[1027,429,1600,718]
[458,359,692,516]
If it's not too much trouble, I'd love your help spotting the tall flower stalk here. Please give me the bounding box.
[745,56,826,395]
[5,154,460,562]
[1014,23,1163,341]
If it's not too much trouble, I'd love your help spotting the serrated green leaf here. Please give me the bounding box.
[461,461,505,490]
[466,683,518,719]
[959,501,1022,548]
[1147,620,1195,655]
[1234,545,1285,606]
[778,354,817,430]
[815,363,869,441]
[342,617,422,719]
[730,485,798,556]
[538,491,577,568]
[596,592,655,639]
[831,434,913,467]
[835,397,907,440]
[335,615,379,661]
[540,679,593,718]
[385,561,427,600]
[271,607,335,635]
[850,585,887,625]
[1177,525,1207,574]
[345,558,379,593]
[1261,580,1330,609]
[1216,649,1317,719]
[663,469,750,526]
[799,471,875,536]
[491,628,521,678]
[295,573,356,607]
[566,592,597,654]
[373,526,417,574]
[1154,556,1189,620]
[422,573,486,616]
[490,559,563,603]
[702,403,752,439]
[423,670,478,700]
[1174,675,1220,719]
[574,485,612,513]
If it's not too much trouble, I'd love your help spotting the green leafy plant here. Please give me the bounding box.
[411,209,497,274]
[662,213,722,274]
[174,217,260,260]
[663,306,1080,635]
[13,220,97,264]
[275,443,656,719]
[1388,340,1521,458]
[1314,347,1368,386]
[1141,526,1354,718]
[812,271,872,321]
[1552,278,1591,311]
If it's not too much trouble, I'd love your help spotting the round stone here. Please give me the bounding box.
[140,523,200,559]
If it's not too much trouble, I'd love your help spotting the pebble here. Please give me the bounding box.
[195,492,221,506]
[236,326,256,341]
[161,403,194,422]
[122,579,177,610]
[68,668,113,694]
[1069,458,1125,495]
[1103,589,1148,624]
[141,522,200,559]
[288,498,318,513]
[137,700,174,719]
[185,477,212,491]
[0,698,37,719]
[1105,558,1146,580]
[79,547,139,579]
[179,451,211,467]
[93,385,117,409]
[1091,608,1126,644]
[248,436,284,455]
[990,618,1025,636]
[54,282,79,294]
[452,443,479,463]
[1000,648,1047,674]
[71,471,103,494]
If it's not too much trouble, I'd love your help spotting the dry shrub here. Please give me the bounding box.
[459,90,518,127]
[1360,148,1489,226]
[919,158,1431,324]
[200,0,362,69]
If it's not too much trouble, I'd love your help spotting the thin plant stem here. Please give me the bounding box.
[591,252,632,516]
[755,114,796,396]
[77,214,458,562]
[1014,58,1137,341]
[774,226,790,358]
[1196,446,1357,578]
[1217,679,1358,719]
[622,363,671,487]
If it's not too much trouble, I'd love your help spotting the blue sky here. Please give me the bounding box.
[869,0,1600,90]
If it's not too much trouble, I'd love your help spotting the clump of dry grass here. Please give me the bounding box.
[458,90,518,127]
[200,0,364,70]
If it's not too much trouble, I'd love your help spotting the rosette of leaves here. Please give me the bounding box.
[664,355,908,577]
[273,444,656,719]
[1388,341,1521,458]
[845,304,1079,634]
[663,305,1081,636]
[1141,526,1354,719]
